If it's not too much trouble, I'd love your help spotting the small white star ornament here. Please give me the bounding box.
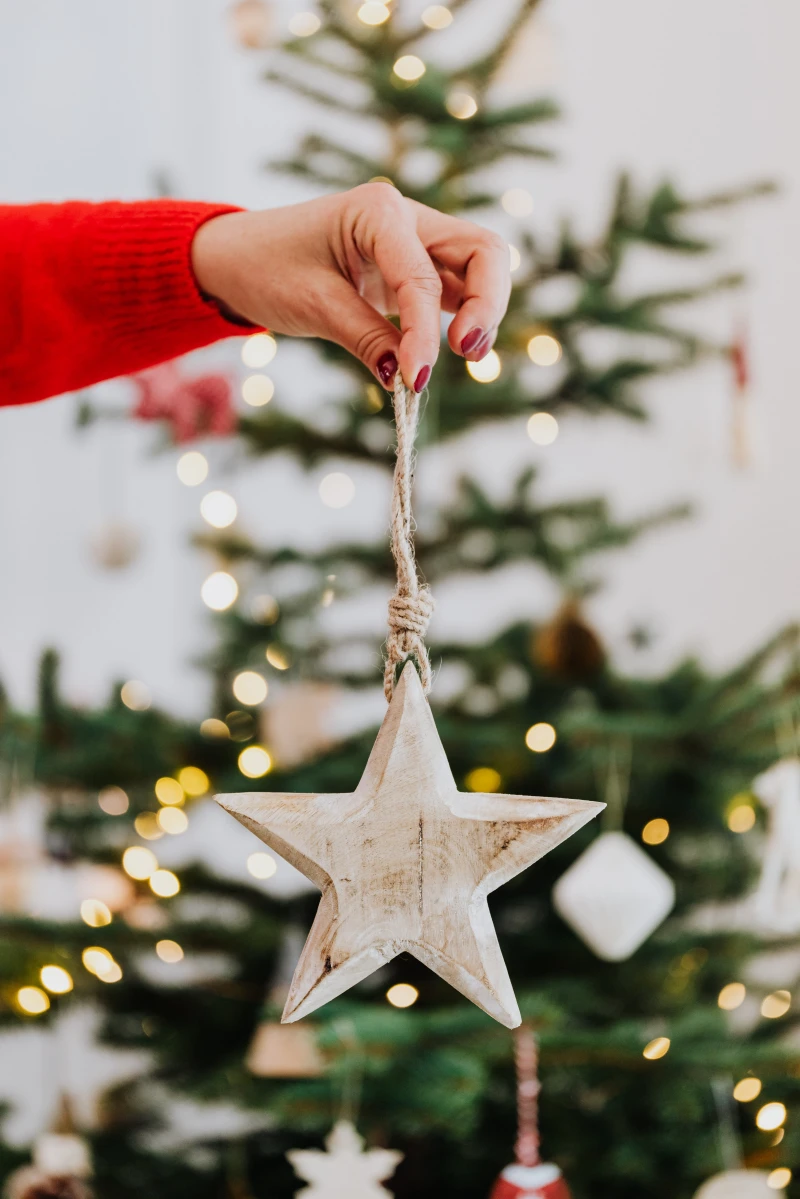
[694,1170,783,1198]
[287,1121,402,1199]
[217,662,603,1027]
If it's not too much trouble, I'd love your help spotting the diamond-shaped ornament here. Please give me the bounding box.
[553,830,675,961]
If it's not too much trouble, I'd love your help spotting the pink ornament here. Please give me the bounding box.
[490,1162,571,1199]
[132,361,236,443]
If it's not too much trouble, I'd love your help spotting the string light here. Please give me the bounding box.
[239,745,272,778]
[421,4,452,28]
[202,571,239,611]
[120,680,151,711]
[40,966,73,994]
[266,645,291,670]
[122,846,158,880]
[248,852,278,879]
[465,767,501,793]
[757,1102,787,1132]
[728,802,756,833]
[525,723,556,752]
[233,671,268,705]
[98,961,123,983]
[761,990,791,1019]
[386,983,419,1008]
[176,451,208,487]
[98,786,129,816]
[718,982,746,1010]
[200,717,229,738]
[134,812,163,841]
[155,776,185,806]
[527,413,559,445]
[82,947,116,977]
[508,244,521,272]
[319,472,355,508]
[467,350,501,383]
[527,333,562,365]
[357,1,390,23]
[288,11,321,35]
[156,940,184,964]
[17,986,50,1015]
[200,490,238,529]
[150,869,180,898]
[768,1169,792,1189]
[81,899,112,928]
[241,333,277,367]
[642,819,670,846]
[501,188,533,217]
[157,807,189,835]
[242,374,275,407]
[733,1078,763,1102]
[445,90,478,119]
[179,766,210,796]
[642,1036,670,1060]
[393,55,426,81]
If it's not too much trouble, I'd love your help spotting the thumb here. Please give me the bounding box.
[322,277,401,389]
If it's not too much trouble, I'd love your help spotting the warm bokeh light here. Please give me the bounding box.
[241,332,277,367]
[386,983,419,1008]
[155,777,185,806]
[762,990,791,1019]
[82,948,120,981]
[120,680,151,711]
[501,188,534,217]
[17,986,50,1015]
[239,745,273,778]
[179,766,210,796]
[508,244,521,272]
[422,3,452,27]
[527,413,559,446]
[134,812,164,841]
[176,451,208,487]
[288,11,321,35]
[465,767,502,793]
[642,818,670,846]
[40,965,73,994]
[156,940,184,964]
[525,722,556,752]
[527,333,562,366]
[200,490,238,529]
[467,350,501,383]
[733,1077,763,1103]
[158,807,189,835]
[251,594,280,624]
[98,961,123,983]
[200,717,230,739]
[242,374,275,407]
[248,852,278,879]
[718,982,746,1011]
[643,1037,670,1060]
[150,869,180,898]
[266,644,291,670]
[445,89,478,119]
[122,846,158,881]
[81,899,112,928]
[393,54,426,81]
[357,0,390,23]
[768,1168,792,1190]
[233,670,269,705]
[98,786,129,816]
[319,472,356,508]
[757,1102,787,1132]
[202,571,239,611]
[728,803,756,833]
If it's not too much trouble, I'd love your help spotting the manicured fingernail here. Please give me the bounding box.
[414,365,432,393]
[471,333,494,359]
[460,327,484,355]
[377,351,398,386]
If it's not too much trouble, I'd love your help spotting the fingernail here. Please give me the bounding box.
[377,351,398,386]
[414,365,432,393]
[471,333,494,360]
[460,327,484,355]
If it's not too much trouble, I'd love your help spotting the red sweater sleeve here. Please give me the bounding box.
[0,199,249,408]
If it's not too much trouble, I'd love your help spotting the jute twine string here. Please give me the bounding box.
[514,1025,541,1168]
[384,375,434,701]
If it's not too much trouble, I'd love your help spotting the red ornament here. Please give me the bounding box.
[132,361,236,443]
[490,1163,571,1199]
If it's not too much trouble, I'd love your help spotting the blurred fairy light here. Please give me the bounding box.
[769,1169,792,1189]
[155,776,184,805]
[179,766,209,796]
[201,490,238,529]
[733,1078,763,1103]
[445,90,478,119]
[156,940,184,964]
[158,807,189,835]
[393,55,426,81]
[82,947,119,980]
[319,472,355,508]
[642,818,670,846]
[386,983,419,1008]
[466,350,501,383]
[642,1037,670,1061]
[201,717,229,739]
[266,645,291,670]
[357,1,390,23]
[465,767,501,793]
[81,899,112,928]
[120,680,151,711]
[242,374,275,407]
[527,333,562,366]
[501,188,533,217]
[122,846,158,881]
[251,594,280,624]
[233,671,269,705]
[527,413,559,446]
[241,332,277,367]
[288,11,321,35]
[98,786,129,816]
[98,961,123,984]
[150,869,180,898]
[135,813,164,841]
[321,588,335,607]
[508,244,521,272]
[248,851,278,879]
[761,990,791,1019]
[718,982,746,1011]
[239,745,272,778]
[40,966,73,995]
[176,451,208,487]
[202,571,239,611]
[421,4,452,28]
[757,1102,787,1132]
[17,986,50,1015]
[728,802,756,833]
[525,722,556,753]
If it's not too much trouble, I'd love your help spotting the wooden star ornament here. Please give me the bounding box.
[216,662,603,1028]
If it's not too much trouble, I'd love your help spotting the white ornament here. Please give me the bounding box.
[34,1132,92,1178]
[553,830,675,961]
[694,1170,780,1198]
[287,1121,402,1199]
[751,757,800,933]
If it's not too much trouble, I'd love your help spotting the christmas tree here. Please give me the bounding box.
[2,0,799,1196]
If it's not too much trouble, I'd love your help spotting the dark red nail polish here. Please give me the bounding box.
[471,333,494,360]
[377,351,398,386]
[460,327,484,354]
[414,365,432,392]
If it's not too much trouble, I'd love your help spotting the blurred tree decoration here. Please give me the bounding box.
[4,0,800,1197]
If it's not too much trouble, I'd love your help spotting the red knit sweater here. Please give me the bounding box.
[0,200,247,408]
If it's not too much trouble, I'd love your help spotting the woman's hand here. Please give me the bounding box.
[191,182,512,392]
